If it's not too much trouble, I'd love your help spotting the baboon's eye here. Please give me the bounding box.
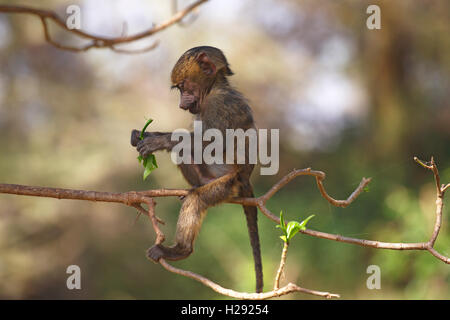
[171,82,184,92]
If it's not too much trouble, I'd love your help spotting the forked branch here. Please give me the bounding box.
[159,257,339,299]
[0,156,448,299]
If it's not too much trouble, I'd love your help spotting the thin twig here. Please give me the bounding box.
[0,1,208,53]
[172,0,200,27]
[442,184,450,193]
[274,242,289,290]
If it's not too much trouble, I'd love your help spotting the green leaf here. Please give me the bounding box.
[143,166,152,180]
[151,154,158,168]
[285,221,295,237]
[298,214,315,230]
[286,221,301,241]
[278,210,288,240]
[136,118,158,180]
[139,118,153,140]
[363,186,370,193]
[279,210,286,230]
[277,214,316,242]
[143,154,158,180]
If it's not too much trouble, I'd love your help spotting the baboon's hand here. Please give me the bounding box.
[136,135,169,158]
[130,129,142,147]
[131,129,155,147]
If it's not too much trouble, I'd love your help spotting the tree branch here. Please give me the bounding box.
[0,156,448,299]
[0,0,209,53]
[274,242,289,290]
[158,258,339,299]
[172,0,200,27]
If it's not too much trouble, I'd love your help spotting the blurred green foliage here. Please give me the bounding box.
[0,0,448,299]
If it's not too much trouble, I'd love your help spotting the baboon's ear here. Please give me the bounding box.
[196,52,216,76]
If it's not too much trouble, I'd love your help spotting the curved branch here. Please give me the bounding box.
[159,259,339,299]
[0,0,208,53]
[259,168,371,208]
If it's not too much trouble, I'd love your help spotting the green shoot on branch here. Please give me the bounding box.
[276,211,315,244]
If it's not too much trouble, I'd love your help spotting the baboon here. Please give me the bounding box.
[130,46,263,292]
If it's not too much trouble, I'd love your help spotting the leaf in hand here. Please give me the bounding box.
[136,118,158,180]
[143,154,158,180]
[140,119,153,140]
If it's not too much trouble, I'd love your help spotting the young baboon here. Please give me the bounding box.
[130,46,263,292]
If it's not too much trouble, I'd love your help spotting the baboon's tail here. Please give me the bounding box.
[241,185,263,293]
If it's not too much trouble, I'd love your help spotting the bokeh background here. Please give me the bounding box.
[0,0,449,299]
